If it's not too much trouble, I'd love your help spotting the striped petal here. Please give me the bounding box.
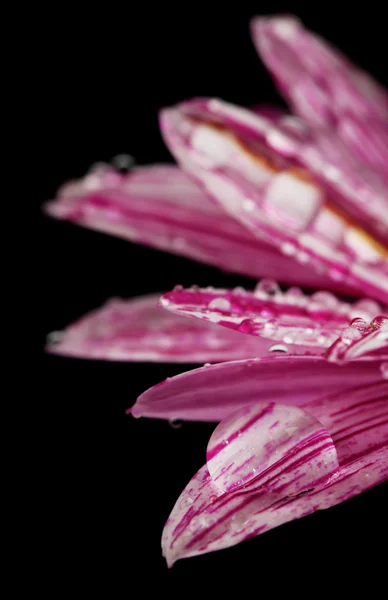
[131,354,384,422]
[160,99,388,303]
[250,15,388,176]
[46,294,268,363]
[162,382,388,565]
[44,164,335,289]
[160,285,382,355]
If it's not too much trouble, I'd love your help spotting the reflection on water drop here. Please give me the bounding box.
[269,344,288,353]
[341,327,362,343]
[239,319,255,334]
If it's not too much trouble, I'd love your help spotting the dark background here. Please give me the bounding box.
[37,2,387,589]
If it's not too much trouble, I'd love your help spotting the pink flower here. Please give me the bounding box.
[45,15,388,563]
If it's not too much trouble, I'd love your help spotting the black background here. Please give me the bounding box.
[37,2,387,589]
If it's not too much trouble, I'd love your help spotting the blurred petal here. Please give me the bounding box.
[160,99,388,303]
[131,354,383,421]
[250,15,388,175]
[44,164,335,289]
[46,294,269,363]
[160,285,382,354]
[162,382,388,565]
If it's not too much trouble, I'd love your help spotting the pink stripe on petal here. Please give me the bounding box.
[46,294,269,363]
[160,285,382,354]
[44,164,338,289]
[160,99,388,303]
[131,355,384,422]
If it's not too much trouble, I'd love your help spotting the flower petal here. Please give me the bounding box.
[46,294,269,363]
[44,163,335,289]
[250,15,388,175]
[131,355,383,421]
[160,285,382,354]
[160,99,388,303]
[162,382,388,565]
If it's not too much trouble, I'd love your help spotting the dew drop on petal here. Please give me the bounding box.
[269,344,288,353]
[239,319,255,334]
[233,286,246,295]
[283,332,296,344]
[254,279,281,298]
[380,363,388,379]
[264,318,278,334]
[111,154,136,171]
[46,331,64,344]
[168,419,183,429]
[173,284,183,292]
[349,317,367,332]
[208,297,231,312]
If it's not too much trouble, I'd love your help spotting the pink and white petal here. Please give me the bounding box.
[46,294,269,363]
[325,315,388,362]
[44,163,337,289]
[162,384,388,565]
[250,15,388,174]
[160,285,382,354]
[162,446,387,566]
[130,355,384,422]
[160,99,388,303]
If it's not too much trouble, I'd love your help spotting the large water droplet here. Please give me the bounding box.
[206,402,338,494]
[311,291,338,310]
[269,344,288,353]
[208,297,231,312]
[349,317,367,332]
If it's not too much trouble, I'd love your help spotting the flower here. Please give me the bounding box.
[45,15,388,564]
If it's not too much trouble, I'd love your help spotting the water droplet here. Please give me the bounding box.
[296,251,310,264]
[189,284,200,292]
[264,318,278,335]
[380,363,388,379]
[254,279,281,298]
[239,319,255,334]
[286,286,304,298]
[269,344,288,353]
[208,297,231,312]
[88,161,109,173]
[173,284,183,292]
[349,317,367,332]
[168,419,183,429]
[233,286,246,295]
[341,327,362,344]
[203,362,211,367]
[311,291,338,310]
[111,154,135,171]
[46,331,64,344]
